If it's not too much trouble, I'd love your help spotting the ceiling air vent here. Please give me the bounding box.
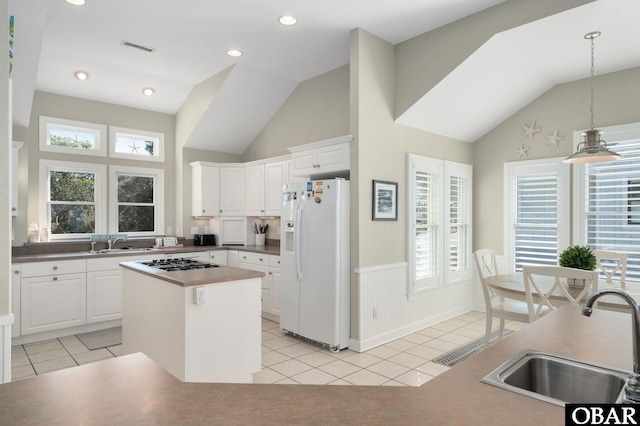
[121,41,155,53]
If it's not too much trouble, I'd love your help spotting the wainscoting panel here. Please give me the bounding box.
[353,263,474,352]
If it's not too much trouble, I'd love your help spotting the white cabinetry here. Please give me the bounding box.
[265,161,285,216]
[11,142,23,216]
[245,163,266,216]
[191,162,220,217]
[11,265,20,338]
[86,254,163,324]
[219,166,245,216]
[21,259,87,335]
[288,135,352,178]
[227,250,239,267]
[190,162,245,217]
[237,251,280,320]
[208,250,228,266]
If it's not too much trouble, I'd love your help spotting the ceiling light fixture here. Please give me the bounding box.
[564,31,622,164]
[74,70,89,81]
[226,49,243,57]
[65,0,86,5]
[278,15,297,26]
[142,87,155,97]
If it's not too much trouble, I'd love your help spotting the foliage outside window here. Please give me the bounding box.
[39,160,107,239]
[109,126,165,162]
[110,166,164,236]
[39,116,107,157]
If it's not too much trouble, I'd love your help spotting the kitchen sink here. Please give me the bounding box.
[86,247,160,255]
[481,349,630,406]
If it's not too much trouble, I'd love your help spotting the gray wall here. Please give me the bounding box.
[16,91,176,246]
[473,66,640,254]
[242,65,350,162]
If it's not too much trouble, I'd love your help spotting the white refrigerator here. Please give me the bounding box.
[280,179,350,351]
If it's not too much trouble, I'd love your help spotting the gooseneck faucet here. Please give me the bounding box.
[583,289,640,403]
[108,236,127,250]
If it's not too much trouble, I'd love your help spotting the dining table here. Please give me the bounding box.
[485,273,640,312]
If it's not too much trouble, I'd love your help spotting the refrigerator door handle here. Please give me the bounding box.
[295,203,303,280]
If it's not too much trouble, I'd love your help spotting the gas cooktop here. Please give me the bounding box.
[140,258,220,272]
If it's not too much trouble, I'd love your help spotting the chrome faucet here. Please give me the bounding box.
[107,236,127,250]
[583,289,640,403]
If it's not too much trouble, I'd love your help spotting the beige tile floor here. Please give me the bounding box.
[11,311,527,386]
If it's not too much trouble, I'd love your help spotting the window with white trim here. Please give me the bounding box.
[504,158,569,272]
[408,154,472,294]
[39,160,107,239]
[109,126,165,162]
[573,122,640,282]
[39,116,107,157]
[110,166,164,236]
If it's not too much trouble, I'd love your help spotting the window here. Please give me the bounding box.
[110,166,164,236]
[504,158,569,272]
[109,126,165,162]
[39,160,107,239]
[408,154,472,294]
[39,116,107,156]
[574,122,640,282]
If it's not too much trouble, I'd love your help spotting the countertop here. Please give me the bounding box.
[0,306,632,425]
[120,261,265,287]
[11,244,280,263]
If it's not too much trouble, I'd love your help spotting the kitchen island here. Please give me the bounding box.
[120,260,264,383]
[0,306,633,424]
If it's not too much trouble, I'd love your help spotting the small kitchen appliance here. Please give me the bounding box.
[194,234,217,246]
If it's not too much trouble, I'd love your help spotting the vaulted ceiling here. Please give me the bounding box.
[10,0,640,152]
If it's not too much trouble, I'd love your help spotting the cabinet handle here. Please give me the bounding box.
[269,272,272,275]
[202,210,205,213]
[53,277,58,281]
[14,270,19,275]
[11,207,16,211]
[259,258,263,262]
[53,266,58,271]
[242,256,247,259]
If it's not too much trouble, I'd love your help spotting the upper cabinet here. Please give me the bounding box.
[246,159,286,217]
[288,135,352,178]
[190,162,245,217]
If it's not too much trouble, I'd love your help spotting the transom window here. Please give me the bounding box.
[39,116,107,157]
[109,126,165,162]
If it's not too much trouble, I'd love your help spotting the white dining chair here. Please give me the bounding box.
[474,249,533,348]
[593,250,627,285]
[522,265,598,321]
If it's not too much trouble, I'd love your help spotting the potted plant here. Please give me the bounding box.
[558,244,597,287]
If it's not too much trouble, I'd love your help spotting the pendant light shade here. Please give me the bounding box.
[564,31,623,164]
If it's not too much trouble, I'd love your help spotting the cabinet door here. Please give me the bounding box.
[208,250,228,266]
[219,167,245,216]
[269,268,280,316]
[11,265,20,338]
[11,142,22,216]
[238,261,270,313]
[317,142,349,172]
[291,149,317,176]
[245,163,266,216]
[87,270,123,323]
[191,164,220,217]
[265,161,285,216]
[21,273,87,335]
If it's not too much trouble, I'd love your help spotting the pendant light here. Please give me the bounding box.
[564,31,623,164]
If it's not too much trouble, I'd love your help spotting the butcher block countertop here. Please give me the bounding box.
[120,261,265,287]
[0,306,633,425]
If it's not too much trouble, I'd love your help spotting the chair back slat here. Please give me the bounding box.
[593,250,627,284]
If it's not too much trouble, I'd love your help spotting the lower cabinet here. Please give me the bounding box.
[86,269,123,323]
[21,273,87,335]
[208,250,228,266]
[237,251,280,319]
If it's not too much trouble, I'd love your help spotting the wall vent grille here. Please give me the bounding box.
[121,41,155,53]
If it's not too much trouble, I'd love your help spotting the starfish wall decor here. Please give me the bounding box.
[516,144,530,158]
[546,130,563,147]
[522,121,541,142]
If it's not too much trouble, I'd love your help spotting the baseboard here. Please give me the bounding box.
[353,304,474,353]
[12,319,122,346]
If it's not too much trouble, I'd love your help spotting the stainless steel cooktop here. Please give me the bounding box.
[140,258,220,272]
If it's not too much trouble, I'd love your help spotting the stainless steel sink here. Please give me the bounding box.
[86,248,160,255]
[481,349,630,406]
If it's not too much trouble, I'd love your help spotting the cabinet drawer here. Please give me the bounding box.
[208,250,228,266]
[269,255,281,268]
[22,259,86,278]
[239,251,268,266]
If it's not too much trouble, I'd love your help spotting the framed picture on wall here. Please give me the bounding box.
[372,180,398,221]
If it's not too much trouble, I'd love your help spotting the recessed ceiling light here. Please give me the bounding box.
[74,70,89,81]
[142,87,155,97]
[278,15,297,26]
[65,0,86,5]
[226,49,243,57]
